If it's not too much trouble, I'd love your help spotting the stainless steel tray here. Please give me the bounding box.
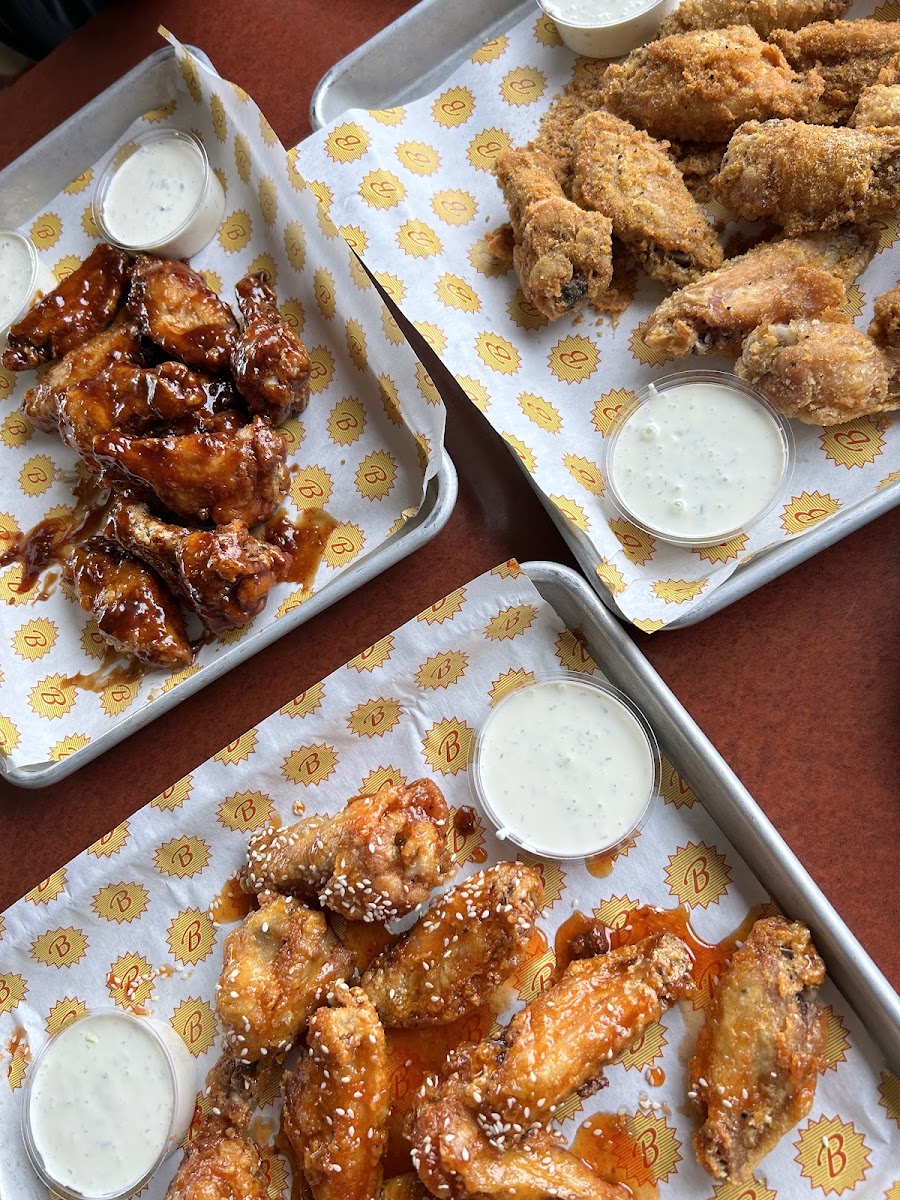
[526,559,900,1072]
[309,1,900,629]
[0,47,458,788]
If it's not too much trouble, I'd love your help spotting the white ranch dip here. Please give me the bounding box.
[475,678,656,858]
[609,378,787,544]
[0,231,34,330]
[542,0,654,22]
[538,0,673,54]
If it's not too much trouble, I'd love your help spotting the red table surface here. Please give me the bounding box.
[0,1,897,998]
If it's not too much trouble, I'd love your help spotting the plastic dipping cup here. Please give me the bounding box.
[0,230,56,350]
[22,1009,196,1200]
[94,129,225,260]
[606,371,793,548]
[470,673,659,859]
[536,0,676,57]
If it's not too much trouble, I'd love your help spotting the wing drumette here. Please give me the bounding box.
[3,242,131,370]
[111,500,288,632]
[657,0,848,38]
[215,894,353,1062]
[127,256,238,372]
[246,779,455,922]
[869,281,900,354]
[92,414,288,525]
[282,984,389,1200]
[66,537,192,668]
[232,272,311,424]
[361,862,542,1027]
[690,917,827,1184]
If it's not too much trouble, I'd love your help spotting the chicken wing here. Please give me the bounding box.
[282,984,389,1200]
[850,82,900,128]
[571,111,722,289]
[127,255,238,372]
[361,862,542,1028]
[601,26,824,143]
[111,500,288,632]
[736,318,900,424]
[690,917,827,1184]
[493,148,613,320]
[216,894,353,1061]
[65,537,192,668]
[380,1177,432,1200]
[641,228,874,359]
[232,272,311,424]
[246,779,456,923]
[771,19,900,124]
[869,281,900,353]
[3,242,131,371]
[658,0,848,39]
[92,414,288,525]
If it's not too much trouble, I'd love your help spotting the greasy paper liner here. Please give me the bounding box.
[0,561,897,1197]
[295,0,900,630]
[0,32,445,772]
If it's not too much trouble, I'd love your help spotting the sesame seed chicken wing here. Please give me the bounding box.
[380,1177,433,1200]
[361,862,543,1028]
[282,984,389,1200]
[658,0,848,39]
[246,779,456,922]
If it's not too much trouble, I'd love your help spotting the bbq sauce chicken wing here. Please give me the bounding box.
[66,537,192,668]
[600,26,825,144]
[127,256,238,372]
[361,862,542,1028]
[2,242,131,370]
[232,272,311,424]
[657,0,848,38]
[571,111,722,289]
[92,414,288,525]
[690,917,827,1184]
[215,894,353,1061]
[111,500,288,632]
[282,985,389,1200]
[245,779,456,922]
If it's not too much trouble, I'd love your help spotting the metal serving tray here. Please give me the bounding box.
[526,559,900,1072]
[0,46,458,788]
[310,1,900,629]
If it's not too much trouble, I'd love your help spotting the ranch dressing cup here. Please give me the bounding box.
[537,0,676,58]
[94,129,225,260]
[606,371,793,548]
[0,230,56,350]
[470,673,660,860]
[22,1009,196,1199]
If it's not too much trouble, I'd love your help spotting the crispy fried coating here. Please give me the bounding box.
[361,862,542,1028]
[601,25,824,143]
[529,58,611,189]
[690,917,827,1184]
[642,228,874,359]
[3,242,131,370]
[493,148,613,320]
[850,56,900,127]
[232,272,311,424]
[658,0,848,38]
[128,256,238,372]
[736,319,900,424]
[282,985,389,1200]
[66,537,192,668]
[571,111,722,288]
[869,281,900,352]
[715,119,900,234]
[215,894,353,1061]
[246,779,456,922]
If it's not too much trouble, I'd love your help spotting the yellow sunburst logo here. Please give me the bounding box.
[64,166,94,192]
[6,1029,30,1089]
[781,490,841,533]
[548,335,599,384]
[312,267,335,319]
[819,1004,850,1073]
[457,374,492,411]
[432,188,478,225]
[435,273,480,314]
[291,464,333,508]
[214,729,258,765]
[795,1114,871,1194]
[659,757,697,808]
[449,806,487,865]
[503,431,537,471]
[168,909,216,966]
[652,578,707,604]
[328,395,367,445]
[171,997,218,1057]
[381,306,404,344]
[179,51,201,101]
[550,493,589,530]
[100,679,140,717]
[555,628,598,673]
[87,820,129,857]
[257,175,277,226]
[508,290,549,330]
[46,996,87,1036]
[535,12,563,42]
[347,697,403,739]
[0,973,27,1016]
[150,775,192,811]
[693,534,748,565]
[360,168,406,210]
[281,745,338,787]
[476,331,522,375]
[515,946,556,1004]
[356,450,397,502]
[417,651,469,691]
[518,391,561,433]
[516,849,566,909]
[398,219,443,258]
[615,1021,667,1071]
[24,867,66,905]
[633,617,666,632]
[415,363,442,407]
[564,454,604,497]
[361,766,407,795]
[30,211,62,249]
[49,733,90,762]
[54,252,83,282]
[666,842,731,908]
[878,1070,900,1126]
[379,373,403,425]
[19,454,56,497]
[630,317,671,366]
[32,926,88,969]
[2,410,32,447]
[325,121,369,162]
[217,209,251,253]
[324,521,365,567]
[820,416,886,470]
[432,86,475,127]
[283,218,306,272]
[209,92,227,141]
[485,603,537,641]
[470,233,511,277]
[610,518,655,566]
[217,789,274,830]
[28,673,76,720]
[593,894,640,929]
[370,105,406,126]
[472,33,509,62]
[280,682,326,718]
[397,140,440,175]
[467,127,513,171]
[373,271,406,303]
[234,132,251,182]
[489,667,536,705]
[347,636,394,674]
[259,1145,289,1200]
[92,882,150,924]
[422,718,474,775]
[596,560,627,597]
[500,66,545,106]
[418,587,466,625]
[308,344,335,393]
[155,836,211,879]
[345,318,368,370]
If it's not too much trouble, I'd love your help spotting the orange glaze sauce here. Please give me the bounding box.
[554,911,610,976]
[1,475,110,588]
[209,873,257,925]
[263,508,337,586]
[5,1025,30,1087]
[571,1113,659,1200]
[645,1065,666,1088]
[59,647,147,695]
[451,804,488,864]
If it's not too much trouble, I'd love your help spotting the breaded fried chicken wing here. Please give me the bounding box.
[690,917,827,1184]
[658,0,848,39]
[232,272,311,424]
[850,82,900,127]
[572,111,722,289]
[869,281,900,353]
[246,779,456,922]
[3,242,130,370]
[361,862,542,1028]
[601,25,824,143]
[128,256,238,372]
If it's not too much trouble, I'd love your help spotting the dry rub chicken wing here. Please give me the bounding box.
[282,985,389,1200]
[641,228,874,359]
[245,779,456,922]
[601,25,824,143]
[690,917,827,1184]
[92,414,288,526]
[361,862,542,1028]
[3,242,131,370]
[127,255,238,372]
[66,537,192,668]
[216,894,353,1061]
[715,119,900,234]
[571,111,722,289]
[658,0,848,38]
[111,499,288,632]
[232,272,311,424]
